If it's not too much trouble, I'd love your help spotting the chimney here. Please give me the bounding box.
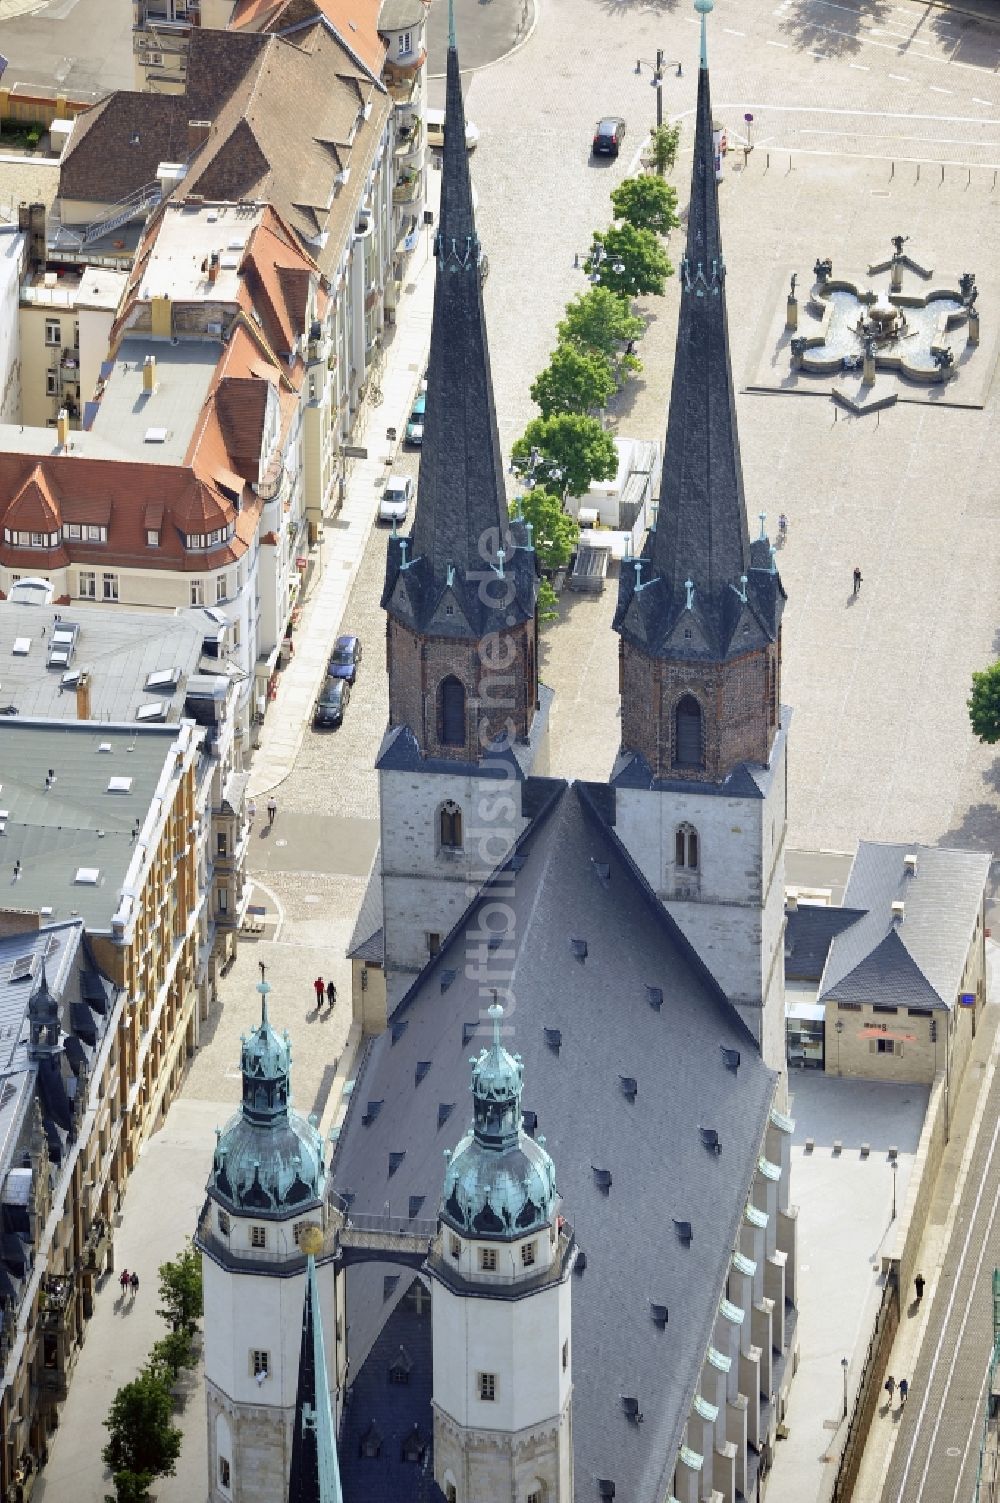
[187,118,212,154]
[904,852,918,876]
[76,672,91,721]
[142,353,157,392]
[785,891,799,913]
[207,251,220,286]
[56,408,70,448]
[891,900,905,922]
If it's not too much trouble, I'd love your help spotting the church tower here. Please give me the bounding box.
[287,1227,343,1503]
[198,976,337,1503]
[612,0,788,1077]
[429,1004,574,1503]
[377,1,546,1011]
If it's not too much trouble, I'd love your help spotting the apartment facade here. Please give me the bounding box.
[18,265,126,430]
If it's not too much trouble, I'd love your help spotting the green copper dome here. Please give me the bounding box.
[209,980,326,1219]
[441,1003,557,1240]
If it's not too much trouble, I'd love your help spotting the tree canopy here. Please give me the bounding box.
[529,343,616,418]
[584,223,673,300]
[511,487,579,571]
[969,662,1000,744]
[610,175,680,236]
[157,1241,203,1336]
[512,414,618,501]
[557,287,644,370]
[649,120,682,177]
[103,1368,182,1499]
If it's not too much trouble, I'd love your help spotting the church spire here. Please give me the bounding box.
[616,0,782,664]
[382,0,535,639]
[288,1229,342,1503]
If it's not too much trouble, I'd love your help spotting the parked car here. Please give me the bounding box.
[406,393,426,446]
[313,676,350,728]
[379,473,414,524]
[592,116,626,158]
[328,634,362,683]
[427,107,480,151]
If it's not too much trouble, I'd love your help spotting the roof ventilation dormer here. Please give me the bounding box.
[891,900,905,923]
[592,1166,612,1195]
[904,852,918,876]
[674,1218,693,1246]
[621,1396,643,1425]
[786,890,799,912]
[619,1076,638,1101]
[721,1045,741,1073]
[700,1126,722,1155]
[646,985,663,1012]
[650,1302,668,1329]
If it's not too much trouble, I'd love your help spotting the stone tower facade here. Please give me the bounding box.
[612,15,788,1079]
[429,1005,574,1503]
[197,980,337,1503]
[378,17,546,1012]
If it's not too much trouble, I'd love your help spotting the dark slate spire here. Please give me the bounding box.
[382,0,536,637]
[615,0,783,661]
[288,1237,342,1503]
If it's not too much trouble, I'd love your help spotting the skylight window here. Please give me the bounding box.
[107,776,133,794]
[145,668,180,691]
[143,427,168,444]
[12,638,30,656]
[97,742,112,753]
[74,867,100,885]
[136,701,168,722]
[8,954,35,982]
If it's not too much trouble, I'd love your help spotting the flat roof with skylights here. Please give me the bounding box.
[0,720,190,930]
[137,201,265,304]
[87,336,218,465]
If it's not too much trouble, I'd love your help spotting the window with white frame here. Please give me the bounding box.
[102,572,118,601]
[477,1372,497,1402]
[398,29,411,55]
[250,1225,266,1248]
[46,371,58,396]
[216,573,227,603]
[44,319,61,346]
[79,571,96,599]
[250,1349,269,1378]
[190,580,204,606]
[65,524,81,541]
[30,533,44,548]
[217,888,228,914]
[86,524,106,542]
[479,1247,497,1272]
[147,529,160,547]
[521,1240,536,1268]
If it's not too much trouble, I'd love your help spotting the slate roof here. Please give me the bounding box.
[819,842,991,1008]
[289,1254,343,1503]
[614,38,784,663]
[331,781,776,1503]
[784,906,867,983]
[347,848,384,963]
[382,30,537,639]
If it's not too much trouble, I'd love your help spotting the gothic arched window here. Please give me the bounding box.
[675,823,699,871]
[439,675,466,747]
[440,801,463,851]
[674,694,703,768]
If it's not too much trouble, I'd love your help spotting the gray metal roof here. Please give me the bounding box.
[377,0,425,28]
[331,781,776,1503]
[0,601,212,722]
[819,842,991,1008]
[0,719,187,930]
[347,847,383,963]
[784,905,867,983]
[88,337,219,465]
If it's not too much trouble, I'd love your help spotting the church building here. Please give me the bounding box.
[201,1,798,1498]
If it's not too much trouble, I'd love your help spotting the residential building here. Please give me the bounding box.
[0,227,25,424]
[55,23,394,422]
[0,598,250,962]
[18,264,126,430]
[202,13,798,1502]
[0,920,117,1497]
[784,842,990,1092]
[378,0,430,316]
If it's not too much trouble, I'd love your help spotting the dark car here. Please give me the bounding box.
[313,676,350,728]
[328,634,362,683]
[592,116,626,158]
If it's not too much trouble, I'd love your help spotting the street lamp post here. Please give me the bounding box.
[635,50,682,131]
[841,1356,849,1420]
[891,1159,898,1221]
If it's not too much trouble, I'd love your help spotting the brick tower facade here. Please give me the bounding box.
[377,15,545,1012]
[612,10,788,1078]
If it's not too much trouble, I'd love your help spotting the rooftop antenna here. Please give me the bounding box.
[758,511,767,541]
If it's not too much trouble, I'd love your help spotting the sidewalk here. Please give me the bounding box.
[248,181,439,798]
[851,948,1000,1500]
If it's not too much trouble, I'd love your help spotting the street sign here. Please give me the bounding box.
[960,992,976,1007]
[341,445,368,459]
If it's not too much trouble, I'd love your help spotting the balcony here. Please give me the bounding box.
[393,170,421,207]
[38,1276,74,1335]
[384,47,426,84]
[394,122,423,166]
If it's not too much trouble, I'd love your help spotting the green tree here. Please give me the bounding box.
[537,577,559,622]
[610,175,680,236]
[969,662,1000,743]
[511,487,578,572]
[512,414,618,501]
[529,344,616,418]
[149,1328,196,1382]
[584,223,673,301]
[557,287,644,377]
[102,1369,182,1496]
[649,120,682,177]
[157,1241,203,1336]
[104,1469,155,1503]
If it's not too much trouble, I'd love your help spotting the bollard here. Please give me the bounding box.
[890,161,895,181]
[766,152,770,172]
[940,163,945,186]
[916,163,920,183]
[967,168,972,189]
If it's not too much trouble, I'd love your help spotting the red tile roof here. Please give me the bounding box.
[231,0,386,79]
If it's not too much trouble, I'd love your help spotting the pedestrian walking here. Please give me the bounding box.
[853,566,863,597]
[119,1268,129,1295]
[326,979,337,1011]
[314,976,325,1008]
[130,1271,139,1298]
[884,1375,896,1402]
[247,798,257,826]
[915,1273,925,1304]
[267,796,277,827]
[898,1377,908,1406]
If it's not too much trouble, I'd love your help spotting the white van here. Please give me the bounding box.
[426,108,479,152]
